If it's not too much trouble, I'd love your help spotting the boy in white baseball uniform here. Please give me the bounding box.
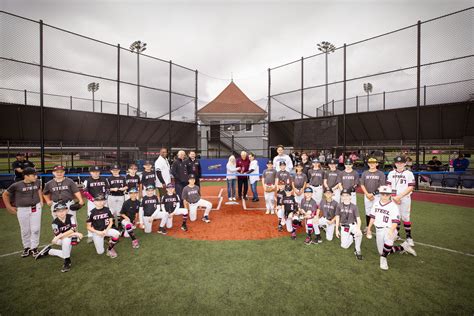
[318,188,338,241]
[139,185,169,234]
[182,174,212,223]
[86,194,120,258]
[366,185,417,270]
[335,189,363,260]
[387,156,416,247]
[34,202,83,272]
[262,160,277,214]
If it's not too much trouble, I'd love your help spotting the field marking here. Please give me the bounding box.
[0,244,48,258]
[413,241,474,257]
[241,198,266,211]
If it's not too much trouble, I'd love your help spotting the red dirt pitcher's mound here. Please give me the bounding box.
[164,185,284,241]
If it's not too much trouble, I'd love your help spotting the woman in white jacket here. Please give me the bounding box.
[226,155,239,201]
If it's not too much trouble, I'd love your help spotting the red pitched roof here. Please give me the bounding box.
[198,82,266,114]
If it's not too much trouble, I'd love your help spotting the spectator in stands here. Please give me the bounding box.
[427,156,442,172]
[226,155,239,201]
[453,154,469,172]
[237,151,250,200]
[12,153,35,182]
[318,151,326,164]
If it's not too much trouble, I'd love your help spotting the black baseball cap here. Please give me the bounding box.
[284,184,292,192]
[53,165,65,171]
[95,194,106,201]
[267,160,273,165]
[54,202,68,212]
[90,166,101,172]
[144,160,153,165]
[394,156,406,163]
[312,158,320,164]
[279,161,286,166]
[128,187,138,193]
[166,183,175,189]
[304,187,313,193]
[16,152,25,157]
[146,185,155,190]
[344,159,353,165]
[341,188,352,195]
[23,167,36,176]
[188,174,196,179]
[328,158,337,164]
[111,164,120,170]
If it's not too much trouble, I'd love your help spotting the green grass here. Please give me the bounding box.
[0,195,473,315]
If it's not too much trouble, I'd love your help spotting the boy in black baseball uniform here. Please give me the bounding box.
[339,159,359,205]
[83,166,109,242]
[86,194,120,258]
[120,187,140,248]
[308,158,325,205]
[125,163,141,199]
[300,187,321,245]
[292,162,308,205]
[318,188,338,241]
[35,202,83,272]
[107,164,127,228]
[324,158,342,203]
[262,160,277,215]
[275,180,286,231]
[139,185,169,234]
[162,183,189,231]
[275,161,292,186]
[335,189,363,260]
[281,185,299,240]
[141,161,157,195]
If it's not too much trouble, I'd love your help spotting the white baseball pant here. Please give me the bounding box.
[318,217,336,241]
[363,194,380,217]
[188,199,212,221]
[264,191,275,212]
[16,203,42,249]
[121,219,135,238]
[294,192,304,205]
[375,227,398,255]
[351,192,357,205]
[332,188,341,203]
[340,223,362,252]
[166,208,189,228]
[310,185,323,205]
[398,197,411,222]
[277,208,293,232]
[107,195,125,218]
[49,237,72,259]
[92,228,120,255]
[140,210,169,233]
[305,217,321,234]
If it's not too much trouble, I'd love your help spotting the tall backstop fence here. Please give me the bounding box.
[267,7,473,156]
[0,10,199,171]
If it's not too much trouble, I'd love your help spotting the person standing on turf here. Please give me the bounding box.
[248,153,260,202]
[171,150,189,207]
[12,153,35,182]
[262,160,277,214]
[236,151,250,200]
[125,163,141,199]
[2,167,43,258]
[154,148,171,197]
[335,189,363,260]
[185,150,202,188]
[83,166,109,243]
[273,145,293,173]
[292,162,308,205]
[339,159,359,205]
[106,164,127,228]
[226,155,239,201]
[141,161,157,195]
[360,157,386,234]
[324,158,342,203]
[307,158,324,205]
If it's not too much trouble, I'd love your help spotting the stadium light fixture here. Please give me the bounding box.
[87,82,99,112]
[130,40,147,117]
[317,41,336,116]
[363,82,373,111]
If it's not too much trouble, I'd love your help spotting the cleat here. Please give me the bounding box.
[61,262,71,273]
[278,224,283,232]
[291,232,297,240]
[406,238,415,247]
[106,248,118,258]
[354,251,363,260]
[270,209,275,215]
[87,237,93,244]
[320,226,326,232]
[396,236,402,241]
[132,239,140,249]
[317,237,323,244]
[401,241,417,256]
[157,227,168,235]
[202,216,211,223]
[21,248,30,258]
[304,237,312,245]
[265,210,270,215]
[30,248,39,257]
[181,223,188,231]
[35,245,51,260]
[380,256,389,270]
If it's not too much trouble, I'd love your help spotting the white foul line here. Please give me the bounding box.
[0,244,48,258]
[413,241,474,257]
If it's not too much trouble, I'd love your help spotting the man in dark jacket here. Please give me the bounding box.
[184,151,202,187]
[171,150,188,207]
[237,151,250,200]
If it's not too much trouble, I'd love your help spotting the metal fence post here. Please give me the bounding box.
[383,91,386,110]
[168,61,172,152]
[332,99,334,115]
[356,95,358,113]
[100,99,103,113]
[423,85,426,105]
[195,70,198,152]
[127,103,129,116]
[267,68,271,158]
[343,44,347,158]
[70,96,72,110]
[24,89,27,105]
[301,57,304,120]
[39,19,45,173]
[117,44,121,165]
[415,20,421,190]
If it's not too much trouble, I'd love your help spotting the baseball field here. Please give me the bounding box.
[0,182,473,315]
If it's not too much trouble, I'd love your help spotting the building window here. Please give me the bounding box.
[222,121,240,132]
[245,120,252,132]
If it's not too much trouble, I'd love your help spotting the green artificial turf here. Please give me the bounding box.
[0,196,473,315]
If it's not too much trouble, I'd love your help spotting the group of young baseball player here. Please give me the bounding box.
[262,151,417,270]
[2,160,212,273]
[3,150,418,272]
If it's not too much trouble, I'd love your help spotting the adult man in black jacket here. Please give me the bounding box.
[171,150,188,207]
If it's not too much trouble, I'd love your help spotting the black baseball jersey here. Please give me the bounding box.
[276,170,292,185]
[276,189,285,206]
[185,158,202,178]
[282,195,297,216]
[43,177,79,202]
[301,161,312,176]
[141,170,156,188]
[84,177,108,199]
[141,195,160,217]
[161,193,180,213]
[52,214,77,236]
[120,199,140,222]
[125,174,141,190]
[181,185,201,204]
[87,207,113,231]
[6,180,41,207]
[107,175,126,196]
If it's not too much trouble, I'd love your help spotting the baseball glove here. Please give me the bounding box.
[69,202,83,211]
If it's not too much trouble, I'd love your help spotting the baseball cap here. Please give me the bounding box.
[324,187,333,193]
[367,157,378,163]
[188,174,196,179]
[341,188,352,195]
[304,187,313,193]
[394,156,406,163]
[344,159,353,165]
[279,161,286,166]
[312,158,320,163]
[144,160,152,165]
[146,185,155,190]
[296,162,303,167]
[54,202,68,212]
[95,194,106,201]
[328,158,337,165]
[111,164,120,170]
[23,167,36,176]
[284,184,292,192]
[128,187,138,193]
[90,166,101,172]
[53,165,65,171]
[16,152,25,157]
[267,160,273,165]
[166,183,175,189]
[379,185,392,194]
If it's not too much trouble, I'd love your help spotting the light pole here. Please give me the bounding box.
[87,82,99,112]
[130,40,147,117]
[363,82,373,111]
[317,41,336,116]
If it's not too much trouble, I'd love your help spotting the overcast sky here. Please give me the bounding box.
[1,0,472,119]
